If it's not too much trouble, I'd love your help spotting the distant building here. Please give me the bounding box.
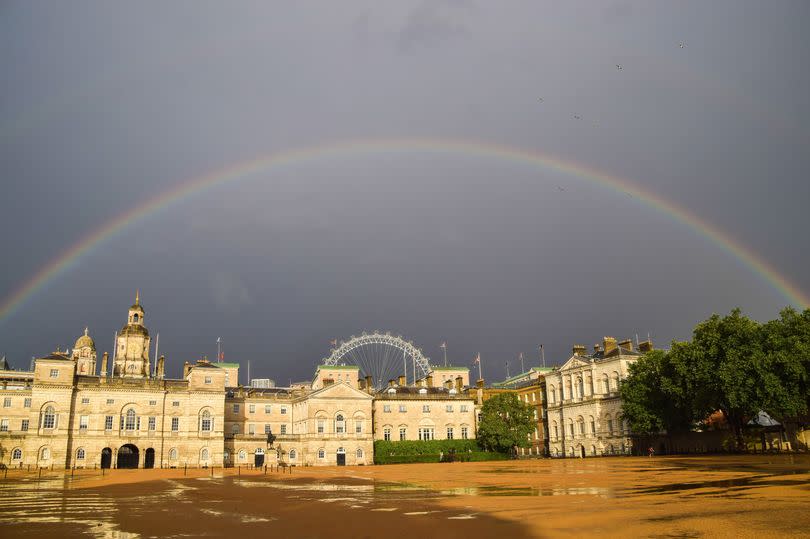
[249,378,275,389]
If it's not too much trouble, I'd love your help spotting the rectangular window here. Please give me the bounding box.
[233,404,240,413]
[398,405,406,413]
[399,427,406,441]
[248,424,255,435]
[607,419,613,434]
[280,424,287,434]
[265,405,271,414]
[148,417,156,431]
[0,419,8,432]
[355,420,362,434]
[446,427,454,439]
[172,401,180,407]
[105,416,113,430]
[460,405,469,413]
[21,419,29,431]
[81,397,90,405]
[106,399,114,405]
[280,407,287,415]
[249,404,255,414]
[149,400,157,406]
[3,397,11,407]
[232,424,239,434]
[383,428,391,441]
[383,405,391,413]
[79,415,88,430]
[49,369,59,378]
[317,420,324,434]
[445,405,453,412]
[24,398,31,408]
[422,405,430,413]
[204,376,212,384]
[171,417,179,431]
[265,424,271,434]
[418,427,434,441]
[461,426,468,439]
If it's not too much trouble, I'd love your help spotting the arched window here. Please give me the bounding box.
[76,448,85,460]
[125,409,136,430]
[335,414,345,434]
[549,386,556,404]
[238,449,246,461]
[602,374,610,393]
[169,448,178,460]
[200,410,212,432]
[43,406,56,429]
[611,371,620,390]
[356,448,363,458]
[576,377,584,398]
[289,449,297,460]
[567,420,574,438]
[383,427,391,441]
[133,313,139,323]
[589,416,595,434]
[605,414,613,435]
[12,448,22,460]
[355,418,363,434]
[318,448,325,459]
[201,448,209,461]
[577,416,585,436]
[40,447,50,460]
[552,421,559,440]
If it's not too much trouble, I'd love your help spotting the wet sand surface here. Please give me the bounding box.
[1,455,808,538]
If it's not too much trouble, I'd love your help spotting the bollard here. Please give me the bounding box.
[4,468,7,479]
[71,466,75,478]
[238,466,241,476]
[184,464,187,476]
[102,467,105,476]
[211,466,214,477]
[264,465,267,475]
[38,468,42,479]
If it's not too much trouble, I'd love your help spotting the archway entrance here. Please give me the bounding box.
[117,444,139,469]
[580,445,586,458]
[254,448,265,468]
[101,447,112,469]
[336,447,346,466]
[144,448,155,469]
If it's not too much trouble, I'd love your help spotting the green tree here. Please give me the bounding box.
[476,392,535,454]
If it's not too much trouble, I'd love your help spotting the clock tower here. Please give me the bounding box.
[114,291,151,378]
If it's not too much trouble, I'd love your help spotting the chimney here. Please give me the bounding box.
[638,340,654,353]
[100,352,108,377]
[476,378,484,389]
[426,375,433,388]
[603,337,618,355]
[455,375,463,392]
[594,343,602,354]
[416,378,425,387]
[388,379,395,388]
[183,361,191,378]
[365,375,373,392]
[323,378,334,386]
[398,375,406,387]
[618,339,633,353]
[444,379,453,389]
[572,344,587,356]
[157,355,165,379]
[358,378,366,390]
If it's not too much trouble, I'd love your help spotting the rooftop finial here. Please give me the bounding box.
[84,327,89,336]
[135,289,140,305]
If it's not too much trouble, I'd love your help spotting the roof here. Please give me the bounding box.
[317,365,359,371]
[374,386,471,399]
[0,356,11,370]
[430,366,470,372]
[216,362,240,368]
[39,353,72,362]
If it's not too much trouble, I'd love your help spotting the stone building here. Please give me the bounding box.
[545,337,651,457]
[0,296,227,470]
[373,374,476,443]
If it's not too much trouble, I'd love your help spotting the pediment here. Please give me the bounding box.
[559,355,590,371]
[309,381,373,401]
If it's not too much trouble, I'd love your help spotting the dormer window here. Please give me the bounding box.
[133,313,139,323]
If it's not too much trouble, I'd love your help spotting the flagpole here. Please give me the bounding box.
[540,344,545,368]
[217,337,221,364]
[505,360,509,378]
[154,333,159,376]
[520,352,525,374]
[478,353,483,382]
[443,343,447,367]
[403,348,407,385]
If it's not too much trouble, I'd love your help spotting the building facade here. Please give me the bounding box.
[545,337,651,457]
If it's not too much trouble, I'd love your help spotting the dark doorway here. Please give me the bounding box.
[144,448,155,469]
[101,447,112,469]
[336,451,346,466]
[117,444,139,469]
[254,450,265,468]
[580,445,586,458]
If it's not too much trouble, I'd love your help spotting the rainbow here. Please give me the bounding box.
[0,137,807,324]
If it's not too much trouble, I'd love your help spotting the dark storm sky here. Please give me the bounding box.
[1,1,809,383]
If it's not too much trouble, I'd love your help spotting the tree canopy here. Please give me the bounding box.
[476,392,535,453]
[621,307,810,449]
